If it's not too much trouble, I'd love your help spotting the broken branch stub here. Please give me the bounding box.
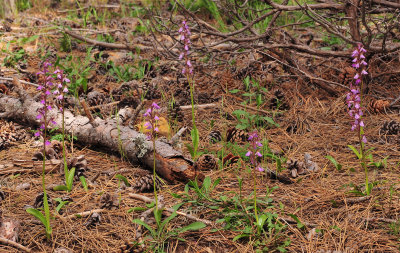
[0,93,202,183]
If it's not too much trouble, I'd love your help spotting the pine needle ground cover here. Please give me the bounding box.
[0,1,400,252]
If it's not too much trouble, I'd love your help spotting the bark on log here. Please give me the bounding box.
[0,92,203,183]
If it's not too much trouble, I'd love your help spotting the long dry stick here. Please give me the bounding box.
[62,209,105,220]
[0,237,31,252]
[0,77,39,87]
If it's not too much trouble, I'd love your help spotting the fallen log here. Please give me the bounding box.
[0,91,203,184]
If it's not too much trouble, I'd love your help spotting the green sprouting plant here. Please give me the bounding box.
[230,77,279,130]
[174,0,226,32]
[59,32,72,52]
[105,58,153,83]
[342,180,382,197]
[231,76,268,107]
[348,144,374,195]
[59,47,95,94]
[97,33,115,43]
[1,34,38,67]
[53,197,71,215]
[107,62,135,82]
[132,203,206,252]
[232,109,279,130]
[326,155,342,171]
[122,2,147,18]
[1,34,39,67]
[16,0,32,12]
[2,46,26,67]
[79,176,88,192]
[216,184,290,252]
[115,174,131,187]
[53,167,75,192]
[265,152,286,174]
[389,220,400,236]
[187,176,221,202]
[367,153,388,169]
[322,34,344,46]
[50,132,77,143]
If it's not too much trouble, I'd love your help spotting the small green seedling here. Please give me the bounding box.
[326,155,342,171]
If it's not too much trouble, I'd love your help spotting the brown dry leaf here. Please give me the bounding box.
[136,117,171,138]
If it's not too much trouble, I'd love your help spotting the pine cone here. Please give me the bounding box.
[0,121,29,150]
[195,154,218,171]
[132,174,159,193]
[222,153,240,168]
[59,155,89,179]
[380,120,400,135]
[100,193,118,209]
[369,99,390,114]
[207,130,222,143]
[287,159,306,178]
[167,101,184,121]
[226,127,248,143]
[86,90,111,107]
[270,90,289,110]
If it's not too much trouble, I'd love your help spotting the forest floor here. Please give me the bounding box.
[1,1,400,253]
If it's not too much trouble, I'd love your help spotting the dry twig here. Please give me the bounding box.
[0,237,31,252]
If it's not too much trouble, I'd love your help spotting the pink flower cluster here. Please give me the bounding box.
[144,102,160,140]
[35,61,57,145]
[178,20,193,75]
[53,68,70,110]
[346,44,368,143]
[35,62,70,145]
[246,131,264,172]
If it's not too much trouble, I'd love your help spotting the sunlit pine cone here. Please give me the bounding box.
[0,121,28,150]
[0,122,16,150]
[195,154,218,171]
[226,127,248,143]
[132,174,159,193]
[368,99,390,114]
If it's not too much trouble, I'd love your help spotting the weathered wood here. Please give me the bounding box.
[0,92,202,183]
